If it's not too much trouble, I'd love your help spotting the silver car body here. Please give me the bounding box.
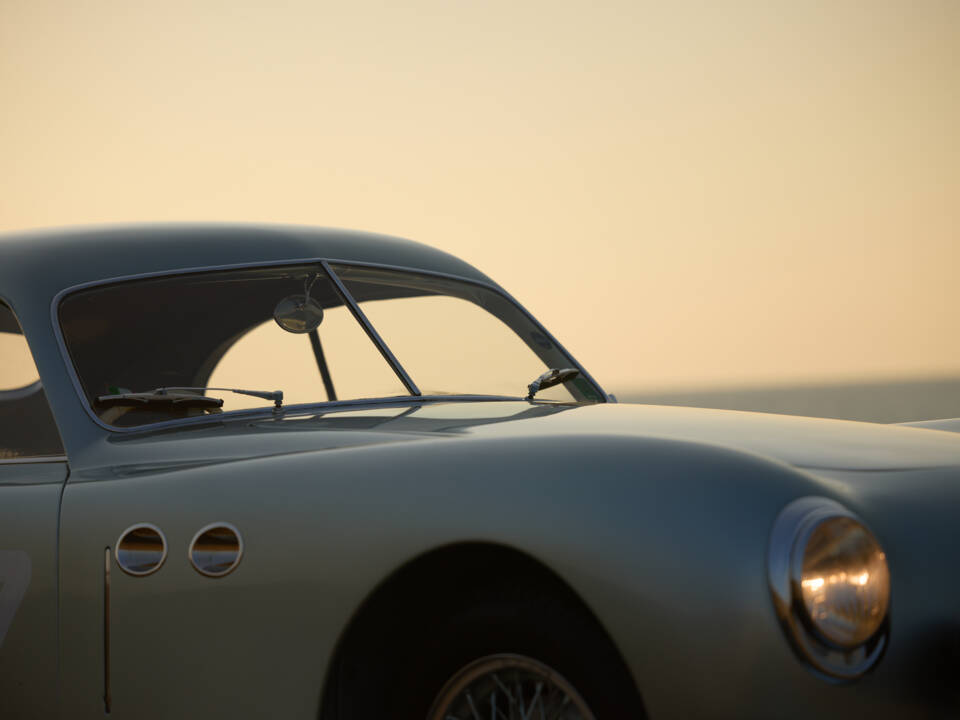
[0,224,958,719]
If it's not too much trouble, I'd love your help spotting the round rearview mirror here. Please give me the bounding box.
[274,295,324,334]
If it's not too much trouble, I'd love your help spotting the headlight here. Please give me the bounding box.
[800,516,890,648]
[768,497,890,680]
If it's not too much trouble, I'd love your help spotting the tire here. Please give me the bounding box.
[321,561,646,720]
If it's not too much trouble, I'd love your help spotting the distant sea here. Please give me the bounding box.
[615,377,960,424]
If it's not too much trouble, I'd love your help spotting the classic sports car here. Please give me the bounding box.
[0,224,958,720]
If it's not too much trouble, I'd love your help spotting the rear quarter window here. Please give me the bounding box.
[0,302,64,459]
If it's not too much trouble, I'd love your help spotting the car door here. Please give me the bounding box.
[0,300,68,719]
[56,443,351,719]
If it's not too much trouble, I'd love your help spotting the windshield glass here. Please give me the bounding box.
[58,262,599,428]
[331,265,596,401]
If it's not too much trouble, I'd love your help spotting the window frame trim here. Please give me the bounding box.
[50,257,608,435]
[0,455,69,466]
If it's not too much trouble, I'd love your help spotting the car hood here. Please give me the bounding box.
[475,402,960,470]
[91,400,960,476]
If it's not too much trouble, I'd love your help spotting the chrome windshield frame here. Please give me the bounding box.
[50,256,608,435]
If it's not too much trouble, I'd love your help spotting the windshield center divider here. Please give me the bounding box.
[321,260,421,397]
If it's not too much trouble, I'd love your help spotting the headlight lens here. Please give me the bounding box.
[800,516,890,648]
[769,497,891,679]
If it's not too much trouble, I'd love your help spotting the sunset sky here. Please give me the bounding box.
[2,0,957,394]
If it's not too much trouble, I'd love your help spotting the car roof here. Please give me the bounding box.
[0,223,497,304]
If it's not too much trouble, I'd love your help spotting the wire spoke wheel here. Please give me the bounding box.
[427,653,597,720]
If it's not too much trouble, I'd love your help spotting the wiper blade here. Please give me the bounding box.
[525,368,579,400]
[96,386,284,411]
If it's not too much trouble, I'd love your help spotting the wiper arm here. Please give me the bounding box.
[159,387,284,409]
[525,368,580,400]
[96,386,284,412]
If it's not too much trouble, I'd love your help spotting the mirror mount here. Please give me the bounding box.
[274,273,325,334]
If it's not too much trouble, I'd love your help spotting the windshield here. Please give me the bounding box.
[58,263,600,428]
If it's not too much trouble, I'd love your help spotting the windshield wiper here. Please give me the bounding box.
[96,386,284,412]
[526,368,580,400]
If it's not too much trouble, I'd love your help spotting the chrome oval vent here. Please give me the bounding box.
[116,524,167,576]
[189,523,243,577]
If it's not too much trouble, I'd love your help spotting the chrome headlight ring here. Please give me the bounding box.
[768,497,891,680]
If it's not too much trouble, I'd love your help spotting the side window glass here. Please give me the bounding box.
[0,302,65,459]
